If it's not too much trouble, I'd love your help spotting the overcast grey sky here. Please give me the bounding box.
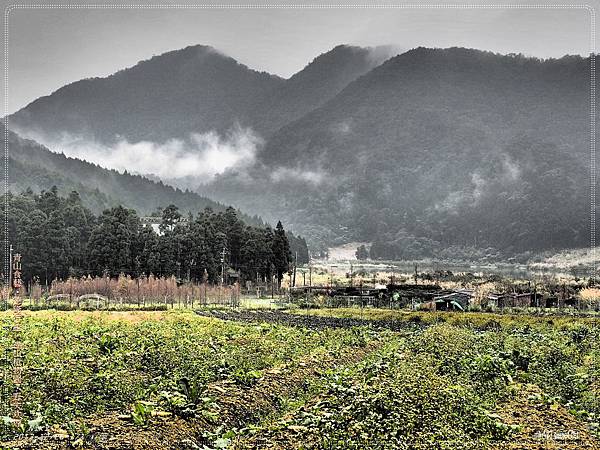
[1,1,594,114]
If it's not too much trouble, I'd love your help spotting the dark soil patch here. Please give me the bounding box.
[195,309,426,332]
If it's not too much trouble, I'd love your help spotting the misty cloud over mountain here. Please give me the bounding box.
[17,126,262,182]
[1,124,240,216]
[8,44,596,258]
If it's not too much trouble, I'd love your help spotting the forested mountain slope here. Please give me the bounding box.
[207,48,594,257]
[9,44,393,144]
[9,45,284,144]
[252,45,396,135]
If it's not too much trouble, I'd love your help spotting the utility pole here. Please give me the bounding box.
[202,269,208,306]
[270,263,275,299]
[414,263,418,285]
[292,251,297,288]
[350,262,354,288]
[177,241,181,281]
[308,264,312,304]
[220,246,227,286]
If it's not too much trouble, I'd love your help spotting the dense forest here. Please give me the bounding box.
[3,187,309,289]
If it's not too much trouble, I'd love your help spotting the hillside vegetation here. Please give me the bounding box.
[9,45,283,143]
[209,48,594,258]
[8,46,595,257]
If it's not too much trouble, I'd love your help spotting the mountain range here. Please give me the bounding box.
[10,44,393,144]
[6,44,595,259]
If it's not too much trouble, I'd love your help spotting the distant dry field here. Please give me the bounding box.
[0,309,598,449]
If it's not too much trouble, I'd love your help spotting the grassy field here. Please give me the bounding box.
[0,309,598,449]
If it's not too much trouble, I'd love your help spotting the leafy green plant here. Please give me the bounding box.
[131,401,154,426]
[232,369,262,386]
[178,377,206,405]
[98,333,119,354]
[1,414,44,435]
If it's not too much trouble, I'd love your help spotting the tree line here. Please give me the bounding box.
[4,187,309,289]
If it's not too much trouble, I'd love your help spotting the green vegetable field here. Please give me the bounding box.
[0,309,598,449]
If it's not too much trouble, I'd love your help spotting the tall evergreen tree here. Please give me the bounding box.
[160,204,181,233]
[88,206,140,276]
[272,221,291,286]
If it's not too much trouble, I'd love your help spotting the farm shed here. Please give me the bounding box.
[487,292,539,308]
[564,297,578,307]
[387,283,442,307]
[506,293,534,308]
[432,290,474,311]
[486,292,508,308]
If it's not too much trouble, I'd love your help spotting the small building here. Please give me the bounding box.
[432,290,474,311]
[564,297,578,308]
[140,216,189,235]
[487,292,541,308]
[506,293,534,308]
[387,283,442,308]
[486,293,507,308]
